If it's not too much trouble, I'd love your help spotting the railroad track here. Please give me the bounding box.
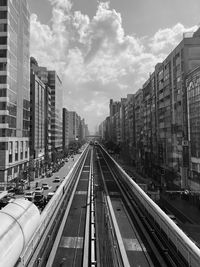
[19,144,200,266]
[96,145,189,267]
[46,147,96,266]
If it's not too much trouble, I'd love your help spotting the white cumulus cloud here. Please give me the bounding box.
[30,1,198,132]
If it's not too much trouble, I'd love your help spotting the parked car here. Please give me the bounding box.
[53,177,60,183]
[24,191,35,202]
[42,183,50,190]
[35,187,44,193]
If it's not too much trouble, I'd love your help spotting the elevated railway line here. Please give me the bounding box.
[1,143,199,266]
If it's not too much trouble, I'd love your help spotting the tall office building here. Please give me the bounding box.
[0,0,30,183]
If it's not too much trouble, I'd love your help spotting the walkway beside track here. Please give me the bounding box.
[47,149,92,266]
[112,154,200,246]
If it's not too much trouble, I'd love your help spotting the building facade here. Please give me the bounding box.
[30,62,46,179]
[0,0,30,183]
[30,61,63,162]
[63,107,69,154]
[186,66,200,187]
[48,71,63,156]
[99,28,200,189]
[68,111,79,143]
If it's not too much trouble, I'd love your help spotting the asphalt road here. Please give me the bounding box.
[16,153,81,199]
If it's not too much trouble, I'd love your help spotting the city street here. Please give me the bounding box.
[16,153,81,200]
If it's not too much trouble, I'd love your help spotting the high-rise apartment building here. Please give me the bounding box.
[30,59,46,179]
[154,30,200,187]
[68,111,79,143]
[30,61,63,161]
[63,107,70,153]
[186,66,200,186]
[48,71,63,155]
[0,0,30,183]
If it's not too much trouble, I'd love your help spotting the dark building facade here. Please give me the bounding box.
[30,63,45,178]
[186,66,200,186]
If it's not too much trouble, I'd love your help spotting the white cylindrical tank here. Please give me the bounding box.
[0,198,40,267]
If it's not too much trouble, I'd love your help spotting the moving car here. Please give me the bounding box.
[42,183,50,190]
[53,177,60,183]
[35,187,44,193]
[24,191,35,202]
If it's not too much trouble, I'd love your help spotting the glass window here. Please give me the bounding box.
[0,115,6,123]
[0,36,7,45]
[8,141,12,153]
[0,75,6,83]
[0,142,7,150]
[0,0,7,6]
[0,102,6,110]
[8,116,16,128]
[0,23,7,32]
[0,50,7,58]
[0,88,6,96]
[7,103,17,116]
[0,11,7,19]
[0,62,6,71]
[7,89,17,105]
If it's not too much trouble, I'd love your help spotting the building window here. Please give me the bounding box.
[20,141,23,159]
[8,141,12,163]
[0,88,6,97]
[0,75,6,83]
[0,102,6,110]
[0,23,7,32]
[0,0,7,6]
[0,115,6,123]
[0,36,7,45]
[14,166,18,173]
[0,11,7,19]
[0,142,7,150]
[0,49,7,58]
[0,62,6,71]
[7,168,12,176]
[15,141,18,161]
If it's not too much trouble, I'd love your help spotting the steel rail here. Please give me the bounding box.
[100,145,200,267]
[97,154,131,267]
[99,148,167,266]
[83,148,93,266]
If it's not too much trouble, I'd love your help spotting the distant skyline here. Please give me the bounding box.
[28,0,200,132]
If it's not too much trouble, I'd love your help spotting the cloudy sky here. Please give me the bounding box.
[28,0,200,133]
